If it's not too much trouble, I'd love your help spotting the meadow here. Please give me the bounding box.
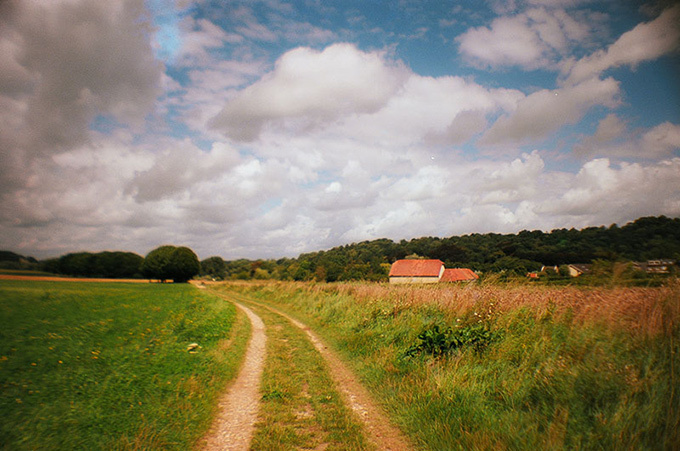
[222,279,680,450]
[0,280,249,450]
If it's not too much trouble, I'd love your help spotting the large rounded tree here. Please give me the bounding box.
[142,245,199,283]
[168,246,200,283]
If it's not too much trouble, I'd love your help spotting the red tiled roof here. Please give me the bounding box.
[440,268,478,282]
[389,259,444,277]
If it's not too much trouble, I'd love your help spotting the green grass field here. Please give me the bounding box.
[0,280,248,450]
[222,280,680,450]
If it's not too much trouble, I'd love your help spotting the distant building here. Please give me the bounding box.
[567,264,592,277]
[633,259,676,274]
[388,259,444,284]
[388,259,478,284]
[441,268,478,282]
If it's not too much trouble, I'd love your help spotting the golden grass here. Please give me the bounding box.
[226,279,680,449]
[298,279,680,338]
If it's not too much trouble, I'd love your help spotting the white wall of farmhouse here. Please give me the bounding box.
[389,276,441,284]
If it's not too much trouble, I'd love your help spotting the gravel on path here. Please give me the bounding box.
[199,302,267,451]
[248,301,414,451]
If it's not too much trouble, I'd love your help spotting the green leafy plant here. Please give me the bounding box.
[405,322,497,358]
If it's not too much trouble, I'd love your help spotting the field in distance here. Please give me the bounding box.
[0,280,248,450]
[220,279,680,450]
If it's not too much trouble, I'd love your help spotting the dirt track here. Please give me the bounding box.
[213,290,413,451]
[250,301,413,451]
[200,302,267,451]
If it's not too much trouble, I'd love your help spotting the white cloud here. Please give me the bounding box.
[1,1,677,263]
[175,17,243,67]
[591,113,627,143]
[456,7,591,69]
[480,151,545,203]
[0,0,162,164]
[563,5,680,84]
[126,140,240,201]
[542,158,680,222]
[575,118,680,159]
[480,77,620,145]
[210,43,410,141]
[457,14,547,68]
[337,75,521,147]
[641,122,680,156]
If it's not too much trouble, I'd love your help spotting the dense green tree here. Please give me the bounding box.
[47,251,143,278]
[91,252,143,278]
[200,256,227,279]
[59,252,95,276]
[168,247,200,283]
[142,246,176,281]
[142,246,200,283]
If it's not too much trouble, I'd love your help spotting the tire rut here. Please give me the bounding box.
[229,294,414,451]
[200,302,266,451]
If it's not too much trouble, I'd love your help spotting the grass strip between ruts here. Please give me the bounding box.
[231,294,371,450]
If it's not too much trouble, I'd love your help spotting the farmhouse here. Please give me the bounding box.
[388,259,444,284]
[567,264,592,277]
[441,268,478,282]
[388,259,478,284]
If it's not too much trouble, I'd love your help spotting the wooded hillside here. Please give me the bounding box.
[198,216,680,282]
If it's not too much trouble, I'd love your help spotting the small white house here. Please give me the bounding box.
[388,259,444,284]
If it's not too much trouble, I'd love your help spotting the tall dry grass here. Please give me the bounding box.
[228,279,680,449]
[322,279,680,338]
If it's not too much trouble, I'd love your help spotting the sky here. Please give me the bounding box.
[1,0,679,261]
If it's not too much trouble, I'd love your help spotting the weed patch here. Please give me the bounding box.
[405,323,497,358]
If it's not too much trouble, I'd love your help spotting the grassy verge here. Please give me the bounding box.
[223,292,370,450]
[0,280,249,450]
[223,280,680,450]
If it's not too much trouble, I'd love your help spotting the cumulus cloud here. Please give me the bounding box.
[209,43,410,141]
[480,151,545,203]
[456,7,591,69]
[0,0,167,263]
[591,114,627,143]
[480,77,620,145]
[339,75,522,147]
[575,116,680,159]
[174,17,243,67]
[215,51,523,156]
[0,0,162,151]
[126,141,240,201]
[542,158,680,223]
[563,5,680,84]
[1,1,677,262]
[0,0,162,203]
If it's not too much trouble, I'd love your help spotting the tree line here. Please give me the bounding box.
[199,216,680,282]
[2,216,678,283]
[8,246,200,283]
